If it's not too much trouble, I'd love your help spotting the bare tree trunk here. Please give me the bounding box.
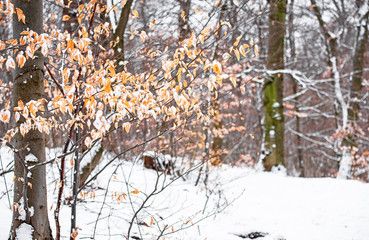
[348,3,368,122]
[10,0,52,238]
[70,129,80,239]
[262,0,286,171]
[310,0,341,129]
[310,0,368,178]
[76,0,133,193]
[113,0,134,69]
[338,1,369,178]
[177,0,192,42]
[79,144,104,188]
[287,0,304,176]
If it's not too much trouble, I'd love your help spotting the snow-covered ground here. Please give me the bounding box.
[1,147,369,239]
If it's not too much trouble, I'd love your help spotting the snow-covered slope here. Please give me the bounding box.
[0,147,368,239]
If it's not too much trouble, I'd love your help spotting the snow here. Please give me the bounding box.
[197,169,369,240]
[15,223,33,240]
[25,153,38,163]
[337,149,353,179]
[272,102,280,108]
[1,147,369,239]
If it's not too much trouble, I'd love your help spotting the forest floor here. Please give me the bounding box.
[1,147,369,239]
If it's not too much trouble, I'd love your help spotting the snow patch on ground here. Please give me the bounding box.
[1,147,369,239]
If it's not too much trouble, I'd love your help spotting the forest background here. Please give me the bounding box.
[0,0,368,239]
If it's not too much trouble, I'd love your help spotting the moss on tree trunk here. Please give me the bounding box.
[263,0,286,171]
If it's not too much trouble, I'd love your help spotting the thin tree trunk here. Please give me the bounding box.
[113,0,134,69]
[338,2,369,178]
[348,0,369,122]
[70,129,80,239]
[11,0,52,238]
[76,0,132,192]
[311,0,368,178]
[310,0,340,128]
[177,0,192,42]
[287,0,304,176]
[79,144,104,188]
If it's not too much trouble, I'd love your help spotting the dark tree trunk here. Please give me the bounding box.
[11,0,52,238]
[177,0,192,42]
[348,2,369,122]
[113,0,134,69]
[262,0,286,171]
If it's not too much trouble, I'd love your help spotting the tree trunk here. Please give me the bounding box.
[348,1,369,122]
[177,0,192,42]
[113,0,134,69]
[79,144,104,188]
[10,0,52,238]
[287,0,304,176]
[338,2,369,178]
[262,0,286,171]
[76,0,132,193]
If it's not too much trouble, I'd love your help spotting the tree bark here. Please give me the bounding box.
[287,0,304,176]
[262,0,286,171]
[113,0,134,69]
[338,1,369,178]
[348,1,369,122]
[79,144,104,188]
[11,0,52,238]
[177,0,192,42]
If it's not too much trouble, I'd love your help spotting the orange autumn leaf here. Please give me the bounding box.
[41,42,48,56]
[150,19,156,29]
[123,122,131,133]
[212,60,222,74]
[71,230,78,239]
[150,216,154,226]
[130,190,140,194]
[6,39,18,45]
[0,40,5,50]
[19,36,27,45]
[233,35,242,46]
[78,4,85,13]
[230,76,237,87]
[16,52,26,68]
[254,44,259,56]
[104,82,112,93]
[29,101,37,118]
[132,9,139,18]
[0,109,10,123]
[240,44,250,57]
[84,136,92,148]
[62,15,70,21]
[234,48,240,60]
[25,45,34,59]
[6,56,15,71]
[67,39,74,50]
[16,8,25,24]
[129,30,138,40]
